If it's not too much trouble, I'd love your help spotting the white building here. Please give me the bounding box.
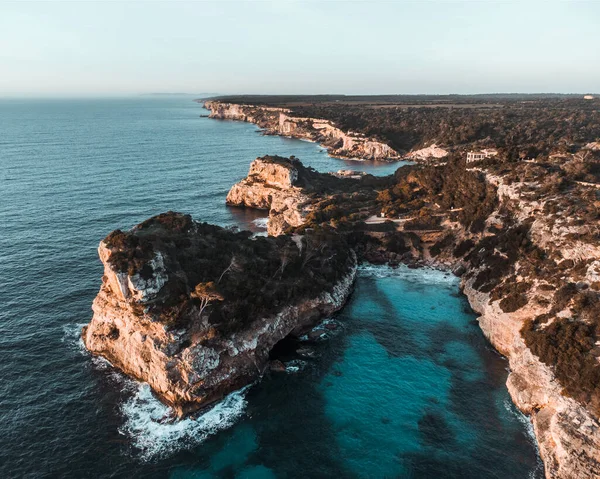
[584,95,595,100]
[466,148,498,162]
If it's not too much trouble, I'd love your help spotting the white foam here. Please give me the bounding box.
[298,318,342,342]
[502,399,544,477]
[119,382,249,461]
[252,217,269,229]
[358,263,457,286]
[285,359,308,373]
[61,322,89,356]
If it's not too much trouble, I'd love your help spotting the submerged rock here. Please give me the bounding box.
[83,212,356,416]
[269,360,286,373]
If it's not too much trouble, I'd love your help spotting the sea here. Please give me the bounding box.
[0,97,543,478]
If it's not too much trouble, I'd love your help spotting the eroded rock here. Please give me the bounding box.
[83,212,357,416]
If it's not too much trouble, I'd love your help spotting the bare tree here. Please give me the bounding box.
[190,281,224,316]
[217,255,241,284]
[272,247,292,279]
[301,236,327,269]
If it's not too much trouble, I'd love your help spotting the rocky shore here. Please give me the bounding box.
[226,156,313,236]
[83,212,356,416]
[82,141,600,477]
[204,100,400,161]
[225,155,600,478]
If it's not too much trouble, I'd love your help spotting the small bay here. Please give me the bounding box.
[0,97,541,478]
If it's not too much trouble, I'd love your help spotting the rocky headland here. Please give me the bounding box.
[204,100,401,161]
[85,93,600,477]
[83,212,356,417]
[225,154,600,478]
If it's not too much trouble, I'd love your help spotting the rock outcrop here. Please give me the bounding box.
[404,143,449,162]
[226,156,314,236]
[456,172,600,478]
[83,212,356,416]
[205,101,400,161]
[463,279,600,479]
[227,155,600,478]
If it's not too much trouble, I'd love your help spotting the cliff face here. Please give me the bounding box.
[226,157,313,236]
[83,213,357,416]
[404,143,449,162]
[226,156,600,478]
[457,174,600,479]
[205,101,400,161]
[463,279,600,479]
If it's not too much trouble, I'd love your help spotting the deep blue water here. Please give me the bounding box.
[0,98,542,478]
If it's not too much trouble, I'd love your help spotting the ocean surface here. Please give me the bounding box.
[0,97,542,478]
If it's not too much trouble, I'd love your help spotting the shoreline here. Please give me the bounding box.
[203,100,403,162]
[224,155,600,478]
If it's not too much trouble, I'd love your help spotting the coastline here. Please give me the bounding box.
[202,100,402,162]
[220,154,600,478]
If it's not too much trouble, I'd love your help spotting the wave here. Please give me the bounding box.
[61,322,88,356]
[358,263,457,286]
[62,322,249,462]
[502,399,544,478]
[252,217,269,229]
[119,383,249,462]
[285,359,308,373]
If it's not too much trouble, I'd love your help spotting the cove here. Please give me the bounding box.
[0,98,541,478]
[166,266,542,478]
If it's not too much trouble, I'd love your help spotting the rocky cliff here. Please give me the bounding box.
[83,212,356,416]
[226,155,600,478]
[205,101,400,161]
[457,172,600,478]
[226,156,314,236]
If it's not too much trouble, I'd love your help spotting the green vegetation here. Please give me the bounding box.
[377,158,497,232]
[205,95,600,418]
[103,212,354,334]
[212,94,600,158]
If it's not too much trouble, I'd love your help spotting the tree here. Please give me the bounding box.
[190,282,224,317]
[217,255,241,284]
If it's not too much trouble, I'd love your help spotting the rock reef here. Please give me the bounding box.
[83,212,356,416]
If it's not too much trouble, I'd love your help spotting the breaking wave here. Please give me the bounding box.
[119,383,249,462]
[252,217,269,229]
[502,399,544,478]
[358,263,457,286]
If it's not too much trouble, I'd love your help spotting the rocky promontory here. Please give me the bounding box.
[83,212,356,416]
[226,156,313,236]
[225,154,600,478]
[204,101,400,161]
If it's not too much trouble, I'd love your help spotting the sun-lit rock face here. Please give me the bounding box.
[405,144,449,162]
[228,153,600,478]
[462,277,600,479]
[457,173,600,479]
[83,212,357,417]
[226,156,313,236]
[205,101,400,161]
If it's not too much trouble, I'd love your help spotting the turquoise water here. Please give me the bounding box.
[0,98,541,477]
[167,266,542,478]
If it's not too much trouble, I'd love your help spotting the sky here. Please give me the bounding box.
[0,0,598,97]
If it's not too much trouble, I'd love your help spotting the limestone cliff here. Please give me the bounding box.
[226,156,600,478]
[204,101,400,161]
[463,279,600,479]
[404,143,449,162]
[83,212,356,416]
[226,156,313,236]
[457,173,600,478]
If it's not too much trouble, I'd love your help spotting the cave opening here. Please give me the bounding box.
[269,334,301,362]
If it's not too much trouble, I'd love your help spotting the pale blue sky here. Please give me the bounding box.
[0,0,598,96]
